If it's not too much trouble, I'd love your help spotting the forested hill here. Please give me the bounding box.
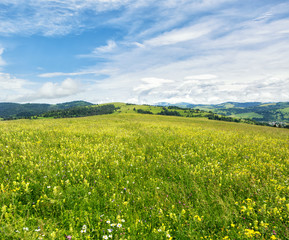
[158,101,289,125]
[40,104,116,119]
[0,101,260,126]
[0,101,93,118]
[1,101,289,128]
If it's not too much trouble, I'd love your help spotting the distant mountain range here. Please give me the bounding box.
[157,101,289,123]
[1,100,289,124]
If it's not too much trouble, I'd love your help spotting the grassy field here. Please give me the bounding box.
[1,114,289,239]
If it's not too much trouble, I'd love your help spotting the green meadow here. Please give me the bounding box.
[1,114,289,239]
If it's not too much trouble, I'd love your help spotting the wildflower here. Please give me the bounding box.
[158,229,162,232]
[88,192,91,195]
[111,223,116,227]
[23,227,29,231]
[117,223,122,228]
[81,229,86,233]
[106,220,111,224]
[15,230,20,233]
[47,186,51,188]
[121,219,125,222]
[35,228,41,232]
[167,233,171,238]
[66,236,72,240]
[103,235,108,239]
[108,229,113,233]
[109,235,112,238]
[82,225,87,229]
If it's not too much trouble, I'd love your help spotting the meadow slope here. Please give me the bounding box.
[1,114,289,239]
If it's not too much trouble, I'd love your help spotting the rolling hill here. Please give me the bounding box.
[1,101,289,128]
[157,101,289,125]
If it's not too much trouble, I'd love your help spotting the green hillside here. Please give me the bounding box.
[2,101,289,128]
[161,102,289,124]
[0,114,289,239]
[2,102,255,126]
[198,102,289,124]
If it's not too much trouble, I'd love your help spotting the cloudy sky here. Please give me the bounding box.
[0,0,289,104]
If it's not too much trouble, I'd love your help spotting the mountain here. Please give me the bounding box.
[157,101,289,124]
[0,101,93,119]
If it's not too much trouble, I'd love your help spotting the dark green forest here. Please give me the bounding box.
[41,104,116,118]
[0,101,93,119]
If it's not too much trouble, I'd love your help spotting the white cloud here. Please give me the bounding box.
[93,40,117,53]
[184,75,218,80]
[38,69,110,78]
[78,40,118,58]
[0,72,29,90]
[0,72,35,102]
[144,22,216,47]
[134,77,174,92]
[253,11,272,22]
[132,42,145,48]
[0,77,84,103]
[38,78,81,99]
[129,76,289,104]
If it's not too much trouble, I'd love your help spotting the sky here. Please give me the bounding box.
[0,0,289,104]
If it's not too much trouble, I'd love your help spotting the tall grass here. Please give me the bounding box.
[1,114,289,239]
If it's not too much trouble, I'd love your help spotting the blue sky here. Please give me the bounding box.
[0,0,289,104]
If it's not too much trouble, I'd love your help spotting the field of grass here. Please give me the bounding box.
[111,103,233,120]
[1,114,289,239]
[112,103,163,115]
